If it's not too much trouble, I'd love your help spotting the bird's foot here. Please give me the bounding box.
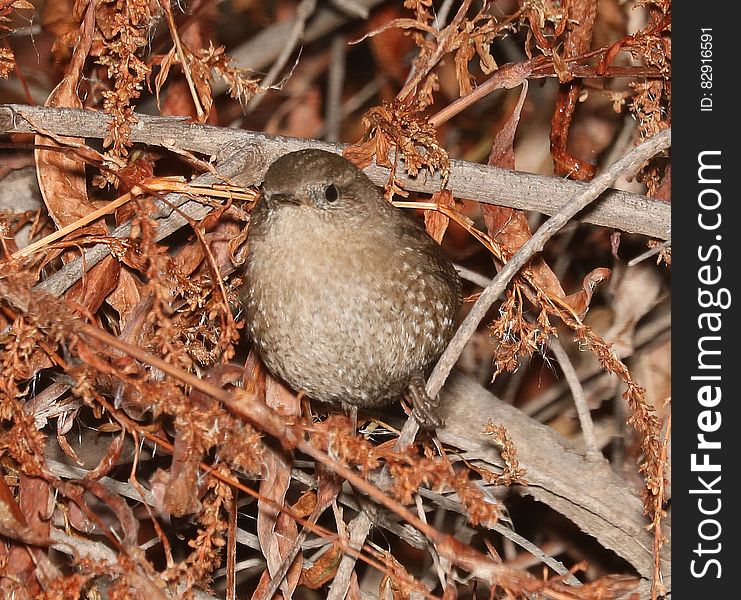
[406,374,444,430]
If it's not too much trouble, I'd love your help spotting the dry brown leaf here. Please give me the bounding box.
[483,81,609,316]
[424,189,455,243]
[343,137,383,171]
[653,163,671,201]
[13,347,55,380]
[67,501,96,534]
[379,551,415,599]
[173,239,206,277]
[344,100,449,190]
[253,374,302,599]
[158,9,218,124]
[603,264,661,357]
[34,4,124,313]
[82,430,126,482]
[0,541,42,600]
[564,267,612,320]
[487,81,528,169]
[346,571,362,600]
[63,479,140,547]
[154,46,181,113]
[298,544,343,589]
[482,82,566,299]
[0,474,51,546]
[35,3,100,232]
[66,256,122,313]
[454,37,476,96]
[315,460,342,513]
[162,438,202,517]
[291,491,318,519]
[105,267,143,329]
[207,214,244,272]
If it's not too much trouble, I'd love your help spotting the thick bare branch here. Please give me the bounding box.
[0,104,670,240]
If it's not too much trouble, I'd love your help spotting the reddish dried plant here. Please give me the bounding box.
[0,0,670,597]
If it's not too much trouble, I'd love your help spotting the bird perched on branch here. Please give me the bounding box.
[240,149,460,428]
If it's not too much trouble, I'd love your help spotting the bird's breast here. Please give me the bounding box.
[242,206,458,406]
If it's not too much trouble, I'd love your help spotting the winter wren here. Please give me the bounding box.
[240,149,461,428]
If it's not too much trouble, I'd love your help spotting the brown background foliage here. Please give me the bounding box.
[1,1,670,599]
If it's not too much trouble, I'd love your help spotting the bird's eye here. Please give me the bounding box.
[324,184,339,203]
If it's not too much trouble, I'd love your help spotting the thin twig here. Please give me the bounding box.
[548,337,599,457]
[399,0,458,91]
[226,488,238,600]
[524,308,671,417]
[429,60,536,128]
[0,279,445,596]
[426,129,671,402]
[159,0,204,120]
[11,190,136,259]
[325,34,346,142]
[398,0,474,100]
[221,0,383,93]
[244,0,318,114]
[26,144,256,298]
[258,528,308,600]
[415,487,579,584]
[628,240,671,266]
[327,510,375,600]
[452,263,492,289]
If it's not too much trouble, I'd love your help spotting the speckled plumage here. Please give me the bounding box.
[240,149,461,423]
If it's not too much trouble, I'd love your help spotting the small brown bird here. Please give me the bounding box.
[240,149,461,427]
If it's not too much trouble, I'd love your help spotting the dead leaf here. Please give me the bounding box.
[603,264,661,357]
[487,81,528,170]
[35,2,100,232]
[291,491,317,519]
[0,544,41,600]
[549,0,599,181]
[66,256,121,314]
[68,501,96,534]
[174,238,206,276]
[0,474,52,546]
[315,461,342,514]
[346,572,361,600]
[454,38,476,96]
[298,544,342,589]
[482,81,608,315]
[253,374,302,599]
[482,82,567,299]
[82,430,126,481]
[62,479,139,547]
[34,4,123,312]
[379,551,414,599]
[564,268,612,320]
[424,189,454,243]
[163,445,202,517]
[343,137,381,170]
[653,163,671,201]
[105,267,143,330]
